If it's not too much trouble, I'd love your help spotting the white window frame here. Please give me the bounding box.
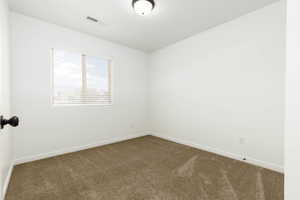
[50,48,114,107]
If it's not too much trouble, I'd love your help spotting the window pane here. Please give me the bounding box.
[52,49,112,105]
[86,56,110,94]
[53,49,82,103]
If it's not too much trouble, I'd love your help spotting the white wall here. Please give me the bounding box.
[0,0,13,198]
[10,2,285,173]
[10,13,149,162]
[149,1,285,171]
[285,0,300,198]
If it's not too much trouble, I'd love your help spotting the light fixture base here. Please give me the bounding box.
[132,0,155,16]
[132,0,155,7]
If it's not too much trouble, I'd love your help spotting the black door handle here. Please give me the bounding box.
[0,116,19,129]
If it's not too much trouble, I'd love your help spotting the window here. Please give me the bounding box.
[52,49,112,105]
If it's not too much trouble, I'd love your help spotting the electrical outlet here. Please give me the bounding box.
[130,124,135,129]
[239,137,245,145]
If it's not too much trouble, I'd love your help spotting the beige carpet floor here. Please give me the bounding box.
[5,136,283,200]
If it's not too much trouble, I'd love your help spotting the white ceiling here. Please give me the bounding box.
[9,0,279,52]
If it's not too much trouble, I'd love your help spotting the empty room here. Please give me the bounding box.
[1,0,300,199]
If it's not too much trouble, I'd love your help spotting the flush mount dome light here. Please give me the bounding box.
[132,0,155,16]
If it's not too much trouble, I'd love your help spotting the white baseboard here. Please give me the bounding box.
[14,131,284,173]
[15,132,148,165]
[148,132,284,173]
[2,164,14,200]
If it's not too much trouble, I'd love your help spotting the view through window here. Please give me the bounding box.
[52,49,112,105]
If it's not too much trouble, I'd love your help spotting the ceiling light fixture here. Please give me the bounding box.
[132,0,155,16]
